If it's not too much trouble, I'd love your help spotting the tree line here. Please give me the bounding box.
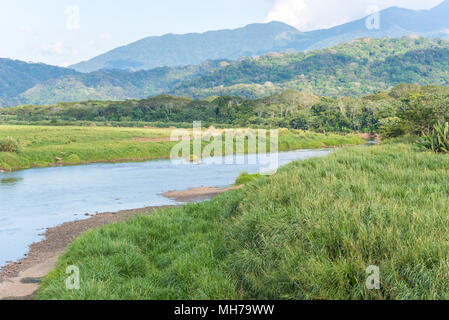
[2,84,448,137]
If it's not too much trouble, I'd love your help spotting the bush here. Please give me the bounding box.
[417,122,449,153]
[235,172,264,185]
[63,154,81,163]
[0,136,21,153]
[378,117,406,139]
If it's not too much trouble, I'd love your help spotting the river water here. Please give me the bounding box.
[0,149,330,268]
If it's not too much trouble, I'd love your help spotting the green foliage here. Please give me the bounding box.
[63,154,81,163]
[234,172,264,185]
[2,84,447,138]
[398,87,449,135]
[172,38,449,99]
[417,122,449,153]
[0,136,21,153]
[37,143,449,300]
[379,117,406,139]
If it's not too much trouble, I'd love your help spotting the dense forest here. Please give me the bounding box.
[171,37,449,98]
[2,84,448,137]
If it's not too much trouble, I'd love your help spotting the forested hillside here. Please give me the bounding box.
[0,59,78,107]
[1,37,449,107]
[171,37,449,98]
[0,60,224,107]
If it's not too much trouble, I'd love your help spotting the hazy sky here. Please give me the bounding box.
[0,0,443,67]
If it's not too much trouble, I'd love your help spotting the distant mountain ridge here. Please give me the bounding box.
[70,22,298,72]
[71,1,449,72]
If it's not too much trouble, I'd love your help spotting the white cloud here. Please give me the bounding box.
[266,0,310,30]
[66,4,81,31]
[99,32,112,40]
[19,25,37,35]
[266,0,444,31]
[42,41,64,55]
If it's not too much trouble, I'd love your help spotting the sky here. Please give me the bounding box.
[0,0,444,67]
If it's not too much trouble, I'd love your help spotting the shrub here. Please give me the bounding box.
[0,136,21,153]
[417,122,449,153]
[235,172,264,185]
[378,117,406,139]
[64,154,81,163]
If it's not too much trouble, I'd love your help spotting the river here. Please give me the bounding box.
[0,149,330,268]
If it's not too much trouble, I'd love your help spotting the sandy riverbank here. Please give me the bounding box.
[163,186,242,202]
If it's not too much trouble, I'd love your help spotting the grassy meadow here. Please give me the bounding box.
[36,142,449,300]
[0,125,363,170]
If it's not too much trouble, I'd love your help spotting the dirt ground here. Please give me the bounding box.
[163,186,242,202]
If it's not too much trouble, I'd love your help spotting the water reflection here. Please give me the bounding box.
[1,177,23,185]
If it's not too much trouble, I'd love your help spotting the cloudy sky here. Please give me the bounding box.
[0,0,443,67]
[266,0,443,31]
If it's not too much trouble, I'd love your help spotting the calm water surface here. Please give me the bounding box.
[0,150,330,268]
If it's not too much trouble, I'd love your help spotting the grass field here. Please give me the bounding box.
[36,142,449,300]
[0,125,363,170]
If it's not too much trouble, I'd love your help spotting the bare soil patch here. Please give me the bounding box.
[163,186,242,202]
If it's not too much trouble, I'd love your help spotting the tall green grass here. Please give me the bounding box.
[37,143,449,300]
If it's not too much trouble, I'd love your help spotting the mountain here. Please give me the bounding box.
[0,59,224,107]
[71,22,298,72]
[0,59,78,106]
[2,37,449,107]
[70,1,449,73]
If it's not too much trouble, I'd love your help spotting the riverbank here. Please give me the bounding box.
[0,125,363,171]
[35,142,449,300]
[0,185,240,300]
[0,206,163,299]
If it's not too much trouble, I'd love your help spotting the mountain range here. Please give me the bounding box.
[1,1,449,107]
[71,1,449,72]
